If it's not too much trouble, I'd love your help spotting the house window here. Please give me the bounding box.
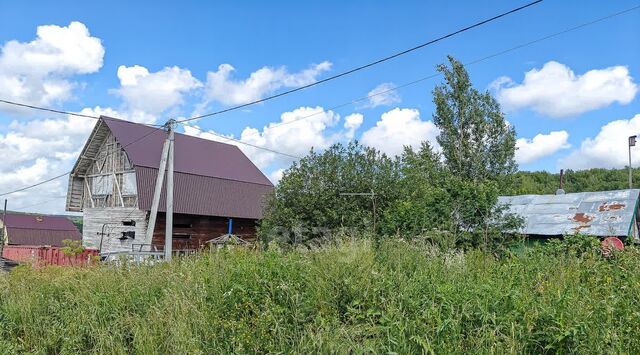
[122,172,137,195]
[91,175,112,195]
[174,223,193,228]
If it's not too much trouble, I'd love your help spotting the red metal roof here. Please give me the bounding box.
[102,117,273,186]
[100,117,273,219]
[135,167,272,219]
[1,213,81,246]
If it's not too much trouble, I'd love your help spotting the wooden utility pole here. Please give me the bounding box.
[0,199,6,258]
[144,120,175,261]
[165,120,175,261]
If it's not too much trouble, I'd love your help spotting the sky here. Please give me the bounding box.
[0,0,639,214]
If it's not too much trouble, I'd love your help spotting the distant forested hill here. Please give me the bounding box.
[512,168,640,195]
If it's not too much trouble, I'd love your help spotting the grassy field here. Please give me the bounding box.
[1,239,639,354]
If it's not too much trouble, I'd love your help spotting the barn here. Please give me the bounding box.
[498,189,640,240]
[0,212,81,247]
[65,116,274,254]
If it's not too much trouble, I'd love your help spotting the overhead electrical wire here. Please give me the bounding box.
[0,125,167,197]
[175,0,544,123]
[220,4,640,139]
[0,99,101,119]
[2,2,637,198]
[11,195,67,211]
[176,122,301,159]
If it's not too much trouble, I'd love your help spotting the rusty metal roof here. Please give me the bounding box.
[498,189,640,237]
[1,213,81,246]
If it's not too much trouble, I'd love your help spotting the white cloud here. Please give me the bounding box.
[364,83,401,108]
[0,21,104,110]
[361,108,439,157]
[515,131,570,164]
[181,106,368,172]
[560,113,640,170]
[269,168,286,184]
[114,65,201,115]
[0,109,101,213]
[493,61,638,117]
[344,113,363,139]
[204,62,331,105]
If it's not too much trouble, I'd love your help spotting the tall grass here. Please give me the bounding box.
[1,239,639,354]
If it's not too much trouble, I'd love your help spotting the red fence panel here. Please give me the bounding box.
[2,246,99,267]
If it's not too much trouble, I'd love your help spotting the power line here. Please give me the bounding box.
[3,2,635,197]
[220,4,640,138]
[0,123,167,197]
[0,99,100,119]
[11,196,67,211]
[177,122,301,159]
[176,0,543,123]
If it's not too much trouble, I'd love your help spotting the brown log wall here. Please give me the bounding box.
[152,213,258,250]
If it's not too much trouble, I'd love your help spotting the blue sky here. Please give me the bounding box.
[0,0,639,213]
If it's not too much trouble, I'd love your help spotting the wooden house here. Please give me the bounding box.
[65,116,274,254]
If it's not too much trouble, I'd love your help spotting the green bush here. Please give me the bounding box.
[0,240,639,353]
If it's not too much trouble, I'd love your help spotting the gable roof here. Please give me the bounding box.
[67,116,274,219]
[1,213,81,246]
[498,189,640,237]
[102,117,273,186]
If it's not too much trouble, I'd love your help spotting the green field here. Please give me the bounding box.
[1,239,639,354]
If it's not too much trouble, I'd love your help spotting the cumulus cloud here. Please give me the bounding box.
[361,108,439,157]
[0,21,104,110]
[493,61,638,117]
[515,131,570,164]
[114,65,201,115]
[0,109,102,213]
[343,113,364,139]
[364,83,401,108]
[184,106,341,169]
[560,113,640,170]
[204,62,332,106]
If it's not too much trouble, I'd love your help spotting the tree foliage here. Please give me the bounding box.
[259,56,520,252]
[259,142,400,245]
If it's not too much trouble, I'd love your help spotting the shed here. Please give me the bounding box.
[0,212,81,247]
[498,189,640,239]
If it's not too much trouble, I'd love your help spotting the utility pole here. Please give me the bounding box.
[339,191,376,233]
[629,135,636,189]
[165,119,175,261]
[144,120,175,261]
[0,199,6,258]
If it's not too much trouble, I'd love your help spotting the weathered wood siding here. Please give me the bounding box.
[82,131,138,209]
[151,213,258,250]
[82,207,149,253]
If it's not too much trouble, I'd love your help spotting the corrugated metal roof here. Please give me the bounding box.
[1,213,81,246]
[135,166,272,219]
[498,189,640,237]
[102,117,273,187]
[6,230,80,247]
[69,117,274,218]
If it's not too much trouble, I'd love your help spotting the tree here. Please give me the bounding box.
[258,142,400,246]
[430,56,520,251]
[433,55,517,183]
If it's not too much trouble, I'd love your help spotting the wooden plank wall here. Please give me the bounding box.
[152,213,258,250]
[82,207,149,253]
[84,132,138,209]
